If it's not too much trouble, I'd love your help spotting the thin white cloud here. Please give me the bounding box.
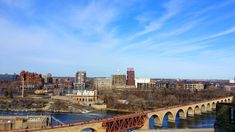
[0,18,54,50]
[120,18,203,52]
[148,25,235,52]
[157,24,193,38]
[202,26,235,41]
[157,44,210,57]
[0,0,235,78]
[119,38,153,51]
[131,0,186,39]
[66,1,118,36]
[195,0,235,16]
[118,25,235,58]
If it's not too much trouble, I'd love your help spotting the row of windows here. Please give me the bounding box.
[76,98,94,102]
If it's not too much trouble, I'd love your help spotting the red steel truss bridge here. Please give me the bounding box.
[102,113,147,132]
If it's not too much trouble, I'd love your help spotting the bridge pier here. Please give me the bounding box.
[154,121,163,127]
[207,108,212,112]
[178,111,187,119]
[179,116,187,119]
[195,111,202,115]
[188,113,194,117]
[168,118,175,123]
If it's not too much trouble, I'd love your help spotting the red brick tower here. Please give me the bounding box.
[126,68,135,86]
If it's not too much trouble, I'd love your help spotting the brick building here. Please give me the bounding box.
[112,74,126,88]
[126,68,135,86]
[18,70,44,89]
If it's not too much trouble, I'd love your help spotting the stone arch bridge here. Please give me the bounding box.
[141,96,233,129]
[25,96,232,132]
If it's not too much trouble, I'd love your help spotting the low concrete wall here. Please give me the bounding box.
[51,96,76,103]
[91,104,107,110]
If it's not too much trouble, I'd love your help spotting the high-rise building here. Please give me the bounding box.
[126,68,135,86]
[43,73,53,84]
[112,74,126,88]
[75,71,86,84]
[74,71,86,90]
[94,77,112,90]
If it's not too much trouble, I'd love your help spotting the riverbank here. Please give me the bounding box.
[106,108,135,113]
[0,97,94,113]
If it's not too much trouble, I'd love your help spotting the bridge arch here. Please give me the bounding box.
[194,105,201,115]
[176,109,186,119]
[221,100,223,103]
[228,98,231,102]
[149,115,162,128]
[216,101,219,103]
[201,104,206,113]
[207,103,211,111]
[163,111,175,123]
[81,127,97,132]
[187,107,194,117]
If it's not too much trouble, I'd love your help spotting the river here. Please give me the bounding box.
[0,111,123,125]
[0,111,216,129]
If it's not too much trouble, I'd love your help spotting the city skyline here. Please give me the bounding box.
[1,0,235,79]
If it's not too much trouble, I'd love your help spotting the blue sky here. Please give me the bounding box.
[0,0,235,79]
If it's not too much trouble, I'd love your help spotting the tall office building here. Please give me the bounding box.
[126,68,135,86]
[75,71,86,83]
[43,73,53,84]
[75,71,86,90]
[112,74,126,88]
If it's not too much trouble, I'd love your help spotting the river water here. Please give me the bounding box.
[0,111,216,129]
[0,111,122,125]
